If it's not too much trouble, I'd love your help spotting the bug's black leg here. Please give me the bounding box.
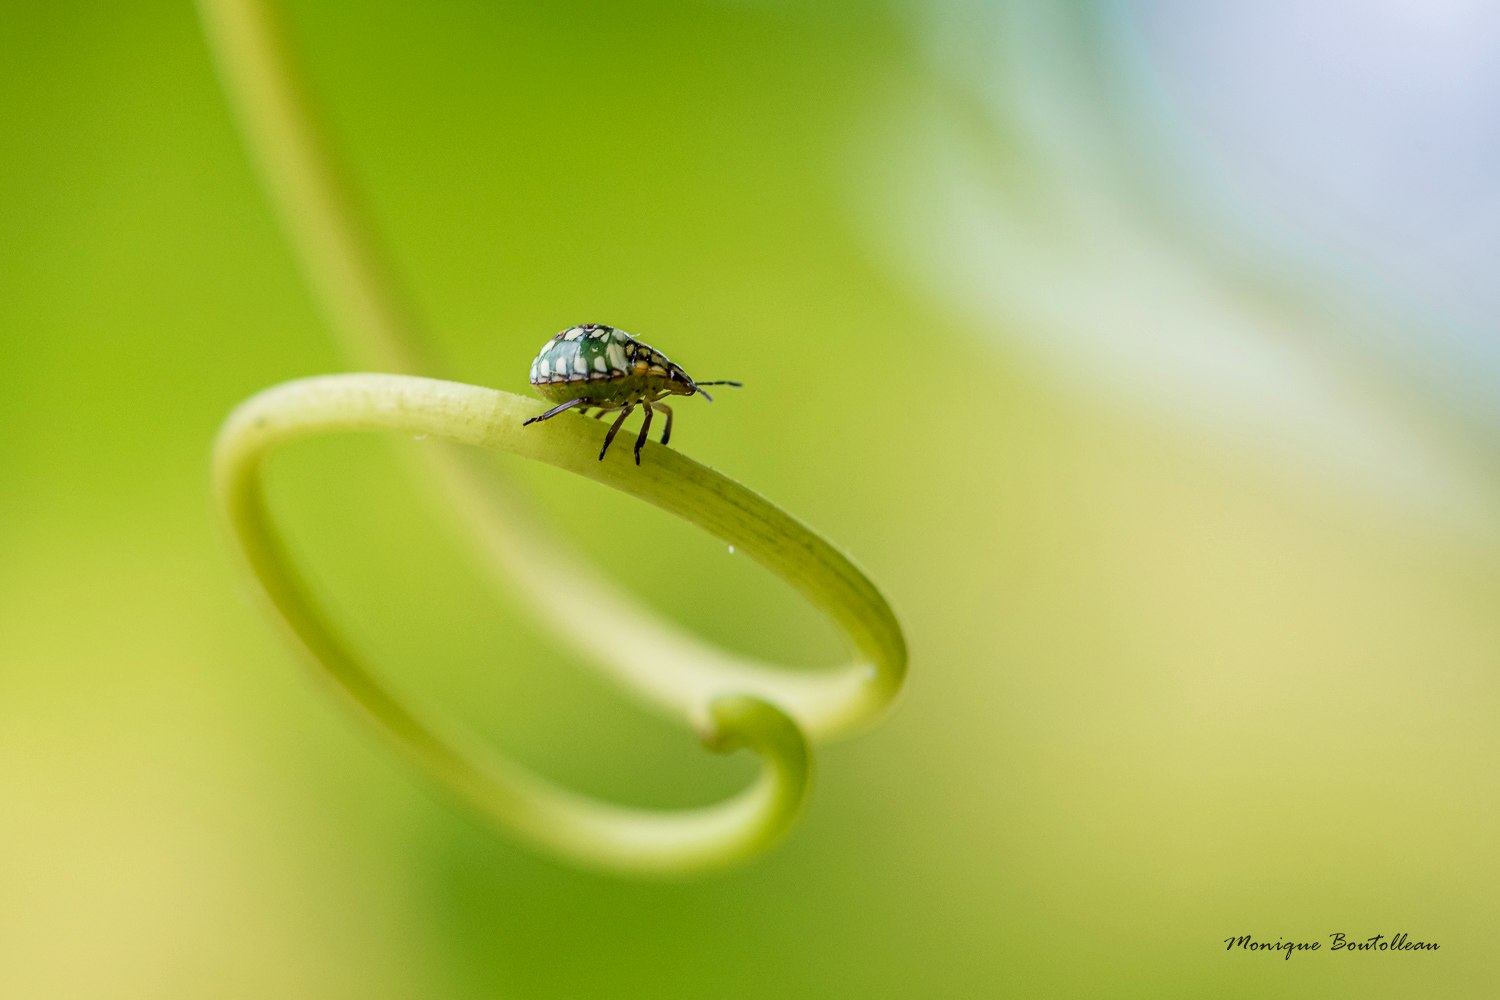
[523,398,585,426]
[653,402,674,446]
[589,408,612,420]
[634,403,654,465]
[600,405,633,460]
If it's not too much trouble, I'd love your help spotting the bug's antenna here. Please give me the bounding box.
[692,379,742,403]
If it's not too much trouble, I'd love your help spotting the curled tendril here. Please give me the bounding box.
[214,374,900,872]
[199,0,907,873]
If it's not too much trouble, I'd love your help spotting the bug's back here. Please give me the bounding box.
[530,324,692,409]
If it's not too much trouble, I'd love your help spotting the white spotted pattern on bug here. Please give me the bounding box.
[522,324,741,464]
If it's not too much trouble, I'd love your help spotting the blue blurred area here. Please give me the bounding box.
[1107,0,1500,426]
[851,0,1500,537]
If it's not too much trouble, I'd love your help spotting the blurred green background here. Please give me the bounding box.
[3,1,1498,997]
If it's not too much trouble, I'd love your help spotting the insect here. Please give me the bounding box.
[522,324,741,464]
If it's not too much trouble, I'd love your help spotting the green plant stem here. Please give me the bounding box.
[213,374,907,871]
[196,0,425,372]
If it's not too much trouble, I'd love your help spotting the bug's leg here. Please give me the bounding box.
[589,408,612,420]
[522,398,585,426]
[600,405,633,460]
[653,402,674,446]
[634,403,654,465]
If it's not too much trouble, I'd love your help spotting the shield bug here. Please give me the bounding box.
[522,324,741,464]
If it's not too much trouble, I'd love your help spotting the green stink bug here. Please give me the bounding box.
[522,324,741,464]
